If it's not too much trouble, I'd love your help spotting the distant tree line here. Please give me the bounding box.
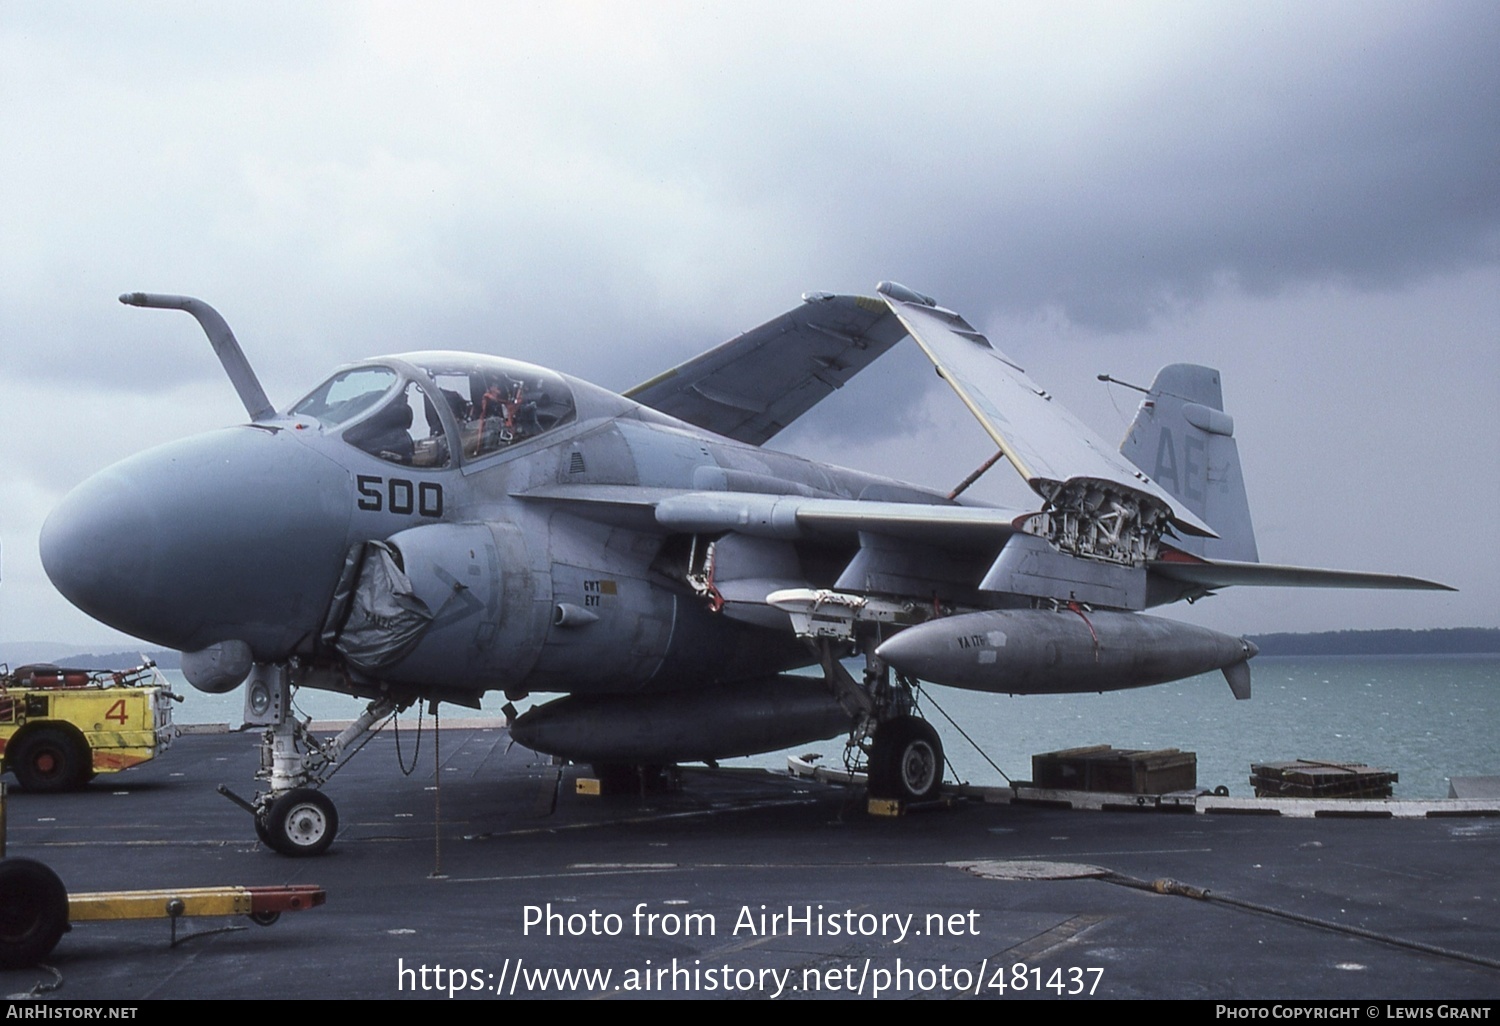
[1247,628,1500,656]
[45,649,183,670]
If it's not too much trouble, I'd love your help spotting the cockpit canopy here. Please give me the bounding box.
[290,354,576,468]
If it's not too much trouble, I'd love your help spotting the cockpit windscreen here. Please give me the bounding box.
[293,355,576,469]
[289,368,399,428]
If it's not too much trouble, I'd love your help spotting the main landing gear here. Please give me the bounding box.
[220,663,395,857]
[815,634,947,805]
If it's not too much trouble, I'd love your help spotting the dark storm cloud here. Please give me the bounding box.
[390,1,1500,407]
[8,2,1493,389]
[761,2,1500,331]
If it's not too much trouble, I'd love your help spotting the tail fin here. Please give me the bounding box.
[1119,364,1258,562]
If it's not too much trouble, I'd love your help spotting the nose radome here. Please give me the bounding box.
[42,427,355,659]
[40,463,158,635]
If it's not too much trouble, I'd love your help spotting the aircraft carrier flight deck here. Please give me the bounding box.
[2,725,1498,1001]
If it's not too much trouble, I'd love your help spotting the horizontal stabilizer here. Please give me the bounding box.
[1150,556,1454,592]
[625,293,907,445]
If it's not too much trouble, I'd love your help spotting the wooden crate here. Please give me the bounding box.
[1250,760,1397,799]
[1032,745,1197,795]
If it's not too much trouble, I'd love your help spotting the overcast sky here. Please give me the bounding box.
[2,1,1496,651]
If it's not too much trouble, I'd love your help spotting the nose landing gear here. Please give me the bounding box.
[220,663,395,857]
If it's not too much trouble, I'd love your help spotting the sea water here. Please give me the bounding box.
[907,654,1500,799]
[162,654,1499,799]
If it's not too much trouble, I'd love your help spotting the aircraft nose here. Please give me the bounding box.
[41,427,354,658]
[41,465,156,629]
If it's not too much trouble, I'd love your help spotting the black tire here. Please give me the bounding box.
[867,716,944,803]
[0,858,69,968]
[10,726,89,793]
[262,788,338,857]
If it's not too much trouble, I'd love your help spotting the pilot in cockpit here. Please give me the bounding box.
[474,373,540,453]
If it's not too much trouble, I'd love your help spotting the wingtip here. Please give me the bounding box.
[875,281,937,307]
[1406,577,1458,592]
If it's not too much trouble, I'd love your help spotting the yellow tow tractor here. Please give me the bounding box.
[0,660,178,792]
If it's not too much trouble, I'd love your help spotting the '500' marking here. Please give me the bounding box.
[356,475,443,517]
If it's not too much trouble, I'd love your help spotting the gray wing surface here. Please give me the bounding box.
[624,293,908,446]
[877,283,1216,539]
[516,485,1450,613]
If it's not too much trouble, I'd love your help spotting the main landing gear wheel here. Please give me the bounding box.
[261,788,339,857]
[867,716,944,803]
[0,858,70,968]
[10,727,88,793]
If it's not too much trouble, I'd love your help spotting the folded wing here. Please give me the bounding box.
[877,281,1217,541]
[625,293,908,446]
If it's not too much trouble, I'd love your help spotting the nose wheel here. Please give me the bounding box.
[258,788,339,858]
[221,668,396,856]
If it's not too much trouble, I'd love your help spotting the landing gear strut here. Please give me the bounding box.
[222,662,396,857]
[814,632,946,804]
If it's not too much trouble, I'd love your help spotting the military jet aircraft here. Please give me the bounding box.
[40,283,1449,855]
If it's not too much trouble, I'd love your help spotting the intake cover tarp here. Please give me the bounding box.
[323,541,434,673]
